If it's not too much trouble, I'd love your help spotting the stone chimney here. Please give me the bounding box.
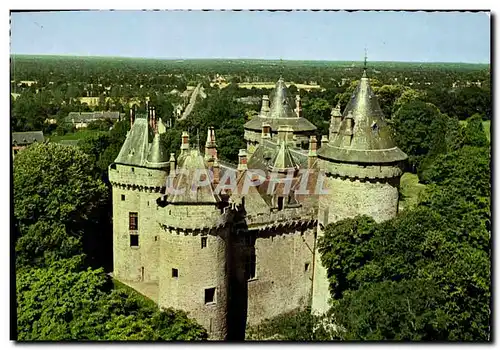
[181,131,190,153]
[321,135,328,145]
[294,95,302,117]
[329,102,343,139]
[205,126,218,161]
[277,125,294,145]
[260,95,270,116]
[149,106,154,130]
[261,122,271,139]
[129,107,135,129]
[342,112,354,147]
[238,149,248,172]
[308,135,317,168]
[212,158,220,185]
[169,153,176,177]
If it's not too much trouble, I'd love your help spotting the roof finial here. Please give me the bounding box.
[196,128,200,151]
[364,48,368,74]
[280,57,284,79]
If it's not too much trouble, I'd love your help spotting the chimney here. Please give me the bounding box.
[205,126,218,160]
[169,153,176,177]
[149,106,154,130]
[277,125,294,145]
[329,102,343,139]
[152,107,157,133]
[238,149,248,172]
[308,135,317,168]
[181,131,190,153]
[294,95,302,117]
[261,95,270,116]
[321,135,329,145]
[308,135,317,157]
[343,112,354,147]
[129,107,135,129]
[261,122,271,139]
[212,158,220,185]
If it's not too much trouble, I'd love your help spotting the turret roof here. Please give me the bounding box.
[318,70,407,164]
[244,77,317,133]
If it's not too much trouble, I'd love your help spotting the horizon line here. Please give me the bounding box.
[9,53,490,65]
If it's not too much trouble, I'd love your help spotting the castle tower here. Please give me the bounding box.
[109,107,169,284]
[243,77,317,155]
[311,69,407,314]
[157,132,231,340]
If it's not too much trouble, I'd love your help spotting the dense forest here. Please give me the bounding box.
[11,55,491,341]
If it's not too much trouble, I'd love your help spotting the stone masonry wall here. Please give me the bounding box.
[157,204,229,340]
[246,226,315,325]
[110,164,167,283]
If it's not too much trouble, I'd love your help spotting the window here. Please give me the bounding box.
[129,212,138,230]
[205,287,216,304]
[121,194,125,201]
[154,236,158,241]
[245,252,256,280]
[131,167,135,173]
[201,237,207,249]
[277,196,284,211]
[305,263,310,272]
[172,268,178,278]
[130,234,139,247]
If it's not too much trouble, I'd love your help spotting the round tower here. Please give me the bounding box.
[311,69,407,314]
[243,77,317,155]
[109,107,169,284]
[157,134,231,340]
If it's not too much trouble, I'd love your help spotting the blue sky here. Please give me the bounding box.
[10,10,490,63]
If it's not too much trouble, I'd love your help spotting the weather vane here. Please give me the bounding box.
[364,48,368,71]
[280,57,284,79]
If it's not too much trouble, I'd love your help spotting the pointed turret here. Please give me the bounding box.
[268,77,296,119]
[146,130,169,169]
[205,126,218,161]
[268,140,298,174]
[166,148,220,204]
[318,70,407,164]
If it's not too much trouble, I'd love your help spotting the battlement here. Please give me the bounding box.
[321,159,403,181]
[109,163,168,192]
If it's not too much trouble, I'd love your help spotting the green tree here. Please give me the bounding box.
[14,143,108,267]
[17,256,208,341]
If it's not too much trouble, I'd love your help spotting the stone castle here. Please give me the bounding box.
[108,69,408,340]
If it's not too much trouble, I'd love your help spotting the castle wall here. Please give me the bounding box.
[110,164,167,283]
[311,161,403,315]
[246,226,315,325]
[157,205,230,340]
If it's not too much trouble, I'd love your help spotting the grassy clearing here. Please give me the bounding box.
[112,278,157,309]
[482,120,491,141]
[399,173,427,212]
[459,120,490,142]
[48,129,106,143]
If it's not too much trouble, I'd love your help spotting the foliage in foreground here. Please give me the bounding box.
[318,143,490,341]
[16,255,208,341]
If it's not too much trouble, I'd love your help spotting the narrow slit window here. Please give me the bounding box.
[277,196,284,211]
[201,237,207,249]
[205,287,216,304]
[130,234,139,247]
[305,263,310,272]
[121,194,125,201]
[172,268,178,278]
[245,252,256,280]
[129,212,138,230]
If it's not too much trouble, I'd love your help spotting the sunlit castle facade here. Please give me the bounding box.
[108,69,407,340]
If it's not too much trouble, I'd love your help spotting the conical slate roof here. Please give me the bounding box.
[268,141,298,173]
[145,133,169,169]
[114,115,153,166]
[244,77,317,133]
[166,149,220,204]
[318,70,407,164]
[268,77,297,119]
